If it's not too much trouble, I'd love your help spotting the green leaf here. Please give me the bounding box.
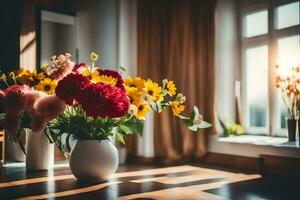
[156,101,163,113]
[18,140,27,155]
[65,134,72,153]
[115,132,125,144]
[119,120,144,135]
[190,106,199,119]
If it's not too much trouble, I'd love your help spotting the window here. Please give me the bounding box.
[275,1,299,29]
[244,10,268,37]
[240,0,300,136]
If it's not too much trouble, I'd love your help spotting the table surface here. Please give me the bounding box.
[0,162,299,200]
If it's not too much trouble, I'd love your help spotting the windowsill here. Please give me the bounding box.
[217,135,300,149]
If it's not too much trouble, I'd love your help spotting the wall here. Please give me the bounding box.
[214,0,239,131]
[76,0,118,69]
[117,0,154,158]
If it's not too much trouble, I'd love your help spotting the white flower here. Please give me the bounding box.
[176,93,186,103]
[128,104,138,115]
[162,79,168,87]
[141,94,152,103]
[193,114,203,125]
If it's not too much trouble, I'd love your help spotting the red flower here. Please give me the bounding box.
[55,73,90,105]
[78,83,129,118]
[96,69,125,90]
[3,85,31,115]
[72,63,88,73]
[3,84,30,94]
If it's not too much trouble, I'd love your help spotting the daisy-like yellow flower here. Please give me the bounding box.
[82,68,118,85]
[98,74,117,86]
[170,101,185,116]
[16,69,45,85]
[166,80,176,96]
[82,68,101,83]
[135,102,151,120]
[127,87,143,105]
[145,79,163,102]
[35,78,58,94]
[124,77,146,92]
[15,69,34,83]
[31,70,45,80]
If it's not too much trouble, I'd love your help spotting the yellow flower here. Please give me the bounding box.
[127,87,143,104]
[15,69,45,85]
[90,52,99,61]
[35,78,58,94]
[15,69,34,83]
[124,77,146,92]
[170,101,185,116]
[166,80,176,96]
[34,71,45,80]
[98,74,117,86]
[82,68,118,85]
[15,68,29,76]
[145,79,163,102]
[82,68,100,83]
[135,102,151,120]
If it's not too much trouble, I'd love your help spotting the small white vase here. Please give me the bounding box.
[7,141,26,162]
[69,140,119,182]
[118,147,127,164]
[26,130,54,170]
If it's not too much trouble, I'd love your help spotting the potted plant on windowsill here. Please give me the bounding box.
[46,52,211,182]
[275,65,300,141]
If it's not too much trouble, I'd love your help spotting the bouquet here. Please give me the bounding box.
[275,64,300,119]
[0,53,74,152]
[45,52,211,153]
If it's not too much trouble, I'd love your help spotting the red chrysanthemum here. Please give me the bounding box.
[55,73,90,105]
[96,69,125,90]
[77,83,129,118]
[72,63,88,73]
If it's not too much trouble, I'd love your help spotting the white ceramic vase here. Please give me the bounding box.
[117,147,127,164]
[69,140,119,182]
[26,130,54,170]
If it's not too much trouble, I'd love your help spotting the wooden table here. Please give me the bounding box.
[0,131,4,164]
[1,163,298,199]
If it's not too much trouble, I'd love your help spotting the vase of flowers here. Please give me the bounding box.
[26,130,54,170]
[0,53,73,169]
[46,52,211,182]
[276,65,300,141]
[69,140,118,181]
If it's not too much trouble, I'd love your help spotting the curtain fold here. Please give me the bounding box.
[137,0,217,163]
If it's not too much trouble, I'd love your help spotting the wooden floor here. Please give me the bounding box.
[0,162,299,200]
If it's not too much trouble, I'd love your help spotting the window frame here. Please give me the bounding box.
[239,0,300,136]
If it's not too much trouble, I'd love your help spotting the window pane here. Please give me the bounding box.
[244,10,268,37]
[245,45,268,128]
[275,2,299,30]
[277,35,300,74]
[277,35,300,128]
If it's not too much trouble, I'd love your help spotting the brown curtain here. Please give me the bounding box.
[137,0,217,163]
